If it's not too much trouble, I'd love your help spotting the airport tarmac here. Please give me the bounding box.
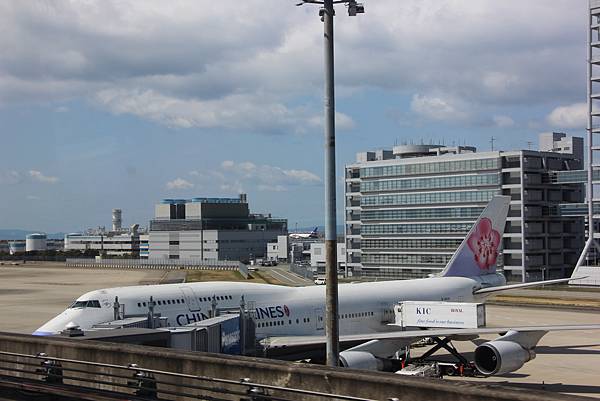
[1,264,599,397]
[423,304,600,398]
[0,264,165,333]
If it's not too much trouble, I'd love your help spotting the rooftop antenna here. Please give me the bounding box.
[490,136,496,151]
[527,141,533,150]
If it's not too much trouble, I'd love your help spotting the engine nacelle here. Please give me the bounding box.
[474,340,536,376]
[339,351,383,371]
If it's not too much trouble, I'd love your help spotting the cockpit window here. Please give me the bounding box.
[70,300,101,308]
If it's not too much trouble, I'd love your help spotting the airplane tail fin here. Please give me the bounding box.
[440,195,510,278]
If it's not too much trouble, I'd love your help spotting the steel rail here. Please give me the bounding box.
[0,350,376,401]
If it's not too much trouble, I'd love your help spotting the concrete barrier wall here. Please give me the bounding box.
[0,332,588,401]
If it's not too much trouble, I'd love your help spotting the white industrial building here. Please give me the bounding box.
[64,209,143,256]
[266,236,289,262]
[8,241,25,255]
[64,232,141,256]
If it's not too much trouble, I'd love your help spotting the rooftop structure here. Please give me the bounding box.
[148,193,287,262]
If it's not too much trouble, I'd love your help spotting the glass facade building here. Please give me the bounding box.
[345,141,585,282]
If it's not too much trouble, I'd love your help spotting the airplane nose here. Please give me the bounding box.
[33,311,81,336]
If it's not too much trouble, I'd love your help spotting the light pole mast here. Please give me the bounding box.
[322,0,338,368]
[296,0,364,368]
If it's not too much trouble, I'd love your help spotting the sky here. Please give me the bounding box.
[0,0,591,233]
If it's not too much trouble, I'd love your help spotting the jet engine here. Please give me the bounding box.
[339,351,383,371]
[474,330,543,375]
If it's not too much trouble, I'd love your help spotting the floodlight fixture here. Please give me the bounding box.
[347,0,364,16]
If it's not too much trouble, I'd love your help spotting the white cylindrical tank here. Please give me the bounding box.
[112,209,122,231]
[25,233,47,252]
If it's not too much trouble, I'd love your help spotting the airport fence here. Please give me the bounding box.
[290,263,314,280]
[65,258,249,278]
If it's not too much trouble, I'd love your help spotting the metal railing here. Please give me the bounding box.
[65,258,249,278]
[0,350,375,401]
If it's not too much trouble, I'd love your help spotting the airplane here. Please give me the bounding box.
[289,227,319,239]
[34,196,600,376]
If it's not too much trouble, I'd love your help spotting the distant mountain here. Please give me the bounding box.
[0,229,66,240]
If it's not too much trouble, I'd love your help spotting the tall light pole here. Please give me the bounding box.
[296,0,364,367]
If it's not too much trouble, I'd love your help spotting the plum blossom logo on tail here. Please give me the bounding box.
[467,217,500,270]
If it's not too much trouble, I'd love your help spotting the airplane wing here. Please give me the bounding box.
[263,324,600,357]
[473,277,586,294]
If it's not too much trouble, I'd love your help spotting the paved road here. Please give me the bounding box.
[260,265,313,287]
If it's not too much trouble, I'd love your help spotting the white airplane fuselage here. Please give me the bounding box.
[34,276,496,337]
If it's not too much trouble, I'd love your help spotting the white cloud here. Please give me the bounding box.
[410,93,469,122]
[166,177,194,190]
[221,161,321,187]
[308,112,356,131]
[0,170,20,184]
[194,160,321,193]
[493,115,515,128]
[29,170,59,184]
[482,72,521,98]
[547,102,587,129]
[220,181,244,194]
[283,169,322,183]
[0,1,587,128]
[95,88,329,134]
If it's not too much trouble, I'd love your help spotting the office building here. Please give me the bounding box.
[345,135,584,282]
[148,194,287,262]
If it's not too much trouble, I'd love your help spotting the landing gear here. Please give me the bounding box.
[399,336,481,378]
